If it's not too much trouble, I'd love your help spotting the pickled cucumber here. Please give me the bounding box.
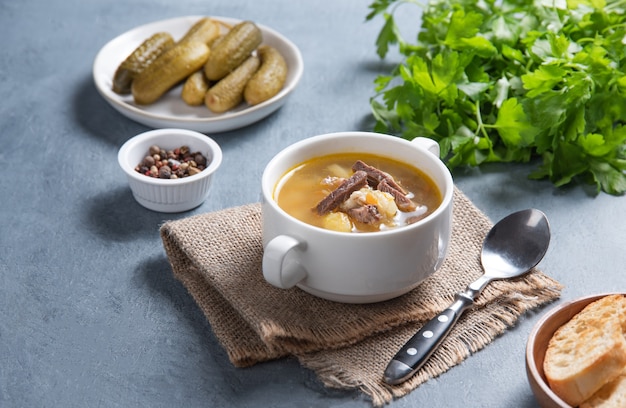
[132,41,210,105]
[181,70,210,106]
[203,21,262,81]
[205,55,260,113]
[178,17,221,46]
[112,32,174,95]
[243,45,288,105]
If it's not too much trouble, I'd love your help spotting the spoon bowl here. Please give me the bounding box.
[481,209,551,279]
[384,209,551,385]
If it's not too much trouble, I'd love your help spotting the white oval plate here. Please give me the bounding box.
[93,16,304,133]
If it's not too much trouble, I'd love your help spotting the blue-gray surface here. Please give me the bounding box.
[1,0,624,407]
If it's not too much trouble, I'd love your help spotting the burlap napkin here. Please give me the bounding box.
[160,187,562,406]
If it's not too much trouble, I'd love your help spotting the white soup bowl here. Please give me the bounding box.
[261,131,454,303]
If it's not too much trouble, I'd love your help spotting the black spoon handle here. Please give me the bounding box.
[383,293,475,385]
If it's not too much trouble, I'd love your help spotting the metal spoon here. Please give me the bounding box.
[384,208,551,385]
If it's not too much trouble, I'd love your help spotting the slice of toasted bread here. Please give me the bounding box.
[581,373,626,408]
[543,294,626,407]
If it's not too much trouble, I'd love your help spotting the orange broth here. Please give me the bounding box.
[273,153,442,232]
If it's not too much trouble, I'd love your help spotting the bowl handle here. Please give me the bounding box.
[411,137,440,157]
[262,235,308,289]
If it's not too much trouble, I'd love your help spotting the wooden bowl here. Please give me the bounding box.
[525,293,623,408]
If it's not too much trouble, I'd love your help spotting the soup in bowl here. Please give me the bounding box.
[261,131,454,303]
[275,152,442,233]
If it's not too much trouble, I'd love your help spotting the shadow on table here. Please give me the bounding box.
[136,254,360,405]
[133,254,233,399]
[81,185,194,242]
[71,73,291,150]
[135,254,218,344]
[72,75,148,147]
[452,160,600,205]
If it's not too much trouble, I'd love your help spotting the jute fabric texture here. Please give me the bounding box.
[160,187,562,405]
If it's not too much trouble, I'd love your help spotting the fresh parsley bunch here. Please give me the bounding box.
[367,0,626,195]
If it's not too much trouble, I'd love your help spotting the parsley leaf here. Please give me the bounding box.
[493,98,539,148]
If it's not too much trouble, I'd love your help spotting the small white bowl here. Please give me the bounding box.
[118,128,222,212]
